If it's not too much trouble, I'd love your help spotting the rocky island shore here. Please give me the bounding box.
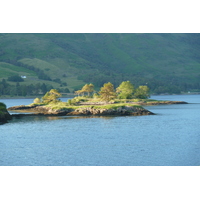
[7,99,188,120]
[8,104,154,117]
[2,86,188,123]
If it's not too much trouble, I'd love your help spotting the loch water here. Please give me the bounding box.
[0,95,200,166]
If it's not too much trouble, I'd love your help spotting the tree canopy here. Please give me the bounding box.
[99,82,117,101]
[116,81,135,99]
[75,83,94,96]
[134,85,150,99]
[42,89,62,103]
[74,81,151,100]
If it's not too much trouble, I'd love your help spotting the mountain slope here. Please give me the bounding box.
[0,33,200,94]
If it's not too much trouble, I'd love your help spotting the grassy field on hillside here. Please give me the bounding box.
[0,62,37,78]
[1,33,200,94]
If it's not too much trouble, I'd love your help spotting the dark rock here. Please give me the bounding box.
[67,106,154,116]
[0,110,12,124]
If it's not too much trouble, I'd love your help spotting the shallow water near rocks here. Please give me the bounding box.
[0,95,200,166]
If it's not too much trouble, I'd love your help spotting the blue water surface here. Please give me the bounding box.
[0,95,200,166]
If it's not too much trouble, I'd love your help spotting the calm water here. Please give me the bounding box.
[0,95,200,166]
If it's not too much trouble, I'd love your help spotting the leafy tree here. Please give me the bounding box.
[75,90,83,96]
[116,81,135,99]
[99,82,117,101]
[42,89,62,103]
[134,85,150,99]
[81,84,90,95]
[75,83,94,96]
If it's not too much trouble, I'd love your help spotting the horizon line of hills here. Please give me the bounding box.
[0,33,200,96]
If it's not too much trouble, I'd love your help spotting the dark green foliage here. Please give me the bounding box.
[0,79,52,96]
[38,70,51,81]
[7,75,24,82]
[0,102,6,110]
[53,78,62,83]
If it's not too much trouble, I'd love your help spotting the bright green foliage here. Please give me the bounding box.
[88,83,94,95]
[33,98,41,104]
[116,81,135,99]
[42,89,62,103]
[75,83,94,96]
[93,92,99,99]
[68,96,84,105]
[134,86,150,99]
[99,82,117,101]
[67,99,74,105]
[74,89,83,96]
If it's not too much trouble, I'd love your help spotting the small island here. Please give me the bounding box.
[7,81,188,119]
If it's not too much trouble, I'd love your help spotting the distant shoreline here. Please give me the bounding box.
[0,94,75,99]
[0,92,199,99]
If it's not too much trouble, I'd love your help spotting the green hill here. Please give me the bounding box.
[0,33,200,95]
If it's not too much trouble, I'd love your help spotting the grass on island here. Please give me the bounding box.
[46,103,144,111]
[30,96,157,111]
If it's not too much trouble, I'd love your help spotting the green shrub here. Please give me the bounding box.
[67,99,77,105]
[33,98,41,104]
[7,75,24,82]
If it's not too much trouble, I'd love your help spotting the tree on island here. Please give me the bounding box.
[75,83,94,96]
[134,85,150,99]
[116,81,135,99]
[99,82,117,101]
[42,89,62,103]
[74,81,150,101]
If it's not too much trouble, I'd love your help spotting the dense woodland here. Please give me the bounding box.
[0,78,69,97]
[0,75,199,98]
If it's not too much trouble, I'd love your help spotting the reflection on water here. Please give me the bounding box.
[10,114,117,124]
[10,115,62,123]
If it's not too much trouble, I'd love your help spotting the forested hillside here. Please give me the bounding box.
[0,33,200,96]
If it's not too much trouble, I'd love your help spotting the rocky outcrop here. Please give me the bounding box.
[0,109,12,124]
[8,105,72,116]
[8,105,154,117]
[64,106,153,116]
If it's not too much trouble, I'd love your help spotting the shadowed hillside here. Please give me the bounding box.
[0,33,200,95]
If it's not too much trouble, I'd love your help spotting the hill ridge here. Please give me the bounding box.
[0,33,200,95]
